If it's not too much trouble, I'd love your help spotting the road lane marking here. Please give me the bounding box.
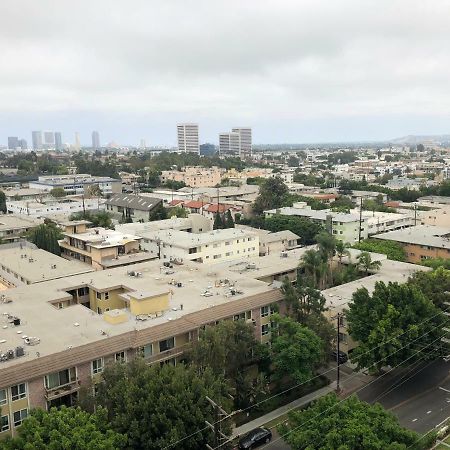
[427,410,432,414]
[439,386,450,393]
[412,418,418,422]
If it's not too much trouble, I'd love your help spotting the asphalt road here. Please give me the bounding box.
[357,359,450,433]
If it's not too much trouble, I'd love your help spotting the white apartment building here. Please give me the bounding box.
[177,123,199,154]
[29,174,122,196]
[351,210,414,235]
[219,127,252,158]
[139,228,259,264]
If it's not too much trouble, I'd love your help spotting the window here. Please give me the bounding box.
[96,291,101,300]
[104,292,109,300]
[138,344,153,359]
[159,337,175,352]
[44,368,76,390]
[13,409,27,427]
[92,358,104,375]
[261,324,270,336]
[0,389,6,405]
[1,415,9,432]
[115,351,126,363]
[261,306,269,317]
[10,383,26,401]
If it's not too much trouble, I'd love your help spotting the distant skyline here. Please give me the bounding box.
[1,1,450,146]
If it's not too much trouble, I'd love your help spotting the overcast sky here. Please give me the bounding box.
[1,0,450,146]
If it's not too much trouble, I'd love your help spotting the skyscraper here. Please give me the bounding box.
[177,123,199,153]
[19,139,27,150]
[74,132,81,150]
[232,127,252,158]
[55,132,63,150]
[219,132,240,157]
[7,137,19,150]
[32,131,42,150]
[92,131,100,149]
[44,131,55,146]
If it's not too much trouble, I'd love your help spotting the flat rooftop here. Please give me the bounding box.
[62,228,142,248]
[265,207,363,223]
[373,225,450,249]
[0,259,274,369]
[0,215,41,231]
[0,242,94,283]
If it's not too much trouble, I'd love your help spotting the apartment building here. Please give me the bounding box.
[59,226,153,270]
[160,166,223,188]
[350,210,414,235]
[0,258,282,437]
[374,225,450,264]
[177,123,199,154]
[139,228,259,263]
[264,203,368,243]
[105,194,162,222]
[29,174,122,196]
[0,216,41,244]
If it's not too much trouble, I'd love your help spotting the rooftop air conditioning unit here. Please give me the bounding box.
[15,347,25,357]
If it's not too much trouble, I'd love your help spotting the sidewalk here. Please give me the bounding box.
[232,381,336,438]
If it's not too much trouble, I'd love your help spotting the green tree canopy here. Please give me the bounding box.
[346,282,446,371]
[0,406,126,450]
[213,211,225,229]
[271,316,323,383]
[148,203,167,221]
[253,177,289,214]
[408,267,450,310]
[0,190,6,213]
[278,393,428,450]
[353,239,406,262]
[356,251,381,275]
[28,223,62,255]
[49,187,66,198]
[70,211,113,228]
[93,359,231,450]
[224,209,235,228]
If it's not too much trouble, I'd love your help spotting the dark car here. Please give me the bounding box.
[331,350,348,364]
[238,427,272,449]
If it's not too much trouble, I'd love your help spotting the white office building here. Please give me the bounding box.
[232,127,252,158]
[219,127,252,158]
[177,123,199,154]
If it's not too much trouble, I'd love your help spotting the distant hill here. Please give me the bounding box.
[389,134,450,144]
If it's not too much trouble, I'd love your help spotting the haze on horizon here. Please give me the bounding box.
[1,0,450,147]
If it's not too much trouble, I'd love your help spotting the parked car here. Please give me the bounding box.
[238,427,273,449]
[331,350,348,364]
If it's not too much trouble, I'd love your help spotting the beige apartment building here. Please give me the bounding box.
[160,166,223,188]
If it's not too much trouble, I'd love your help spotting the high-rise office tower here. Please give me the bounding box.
[44,131,55,145]
[232,127,252,158]
[139,139,146,149]
[19,139,27,150]
[32,131,42,150]
[177,123,199,153]
[92,131,100,149]
[219,132,240,157]
[74,132,81,150]
[54,132,63,150]
[7,137,19,150]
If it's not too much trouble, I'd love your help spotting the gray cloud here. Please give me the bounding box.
[1,0,450,143]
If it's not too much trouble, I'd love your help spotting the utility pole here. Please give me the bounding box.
[205,396,232,450]
[414,203,418,226]
[358,197,363,242]
[336,312,342,393]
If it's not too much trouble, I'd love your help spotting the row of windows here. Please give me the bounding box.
[1,409,28,432]
[0,383,26,406]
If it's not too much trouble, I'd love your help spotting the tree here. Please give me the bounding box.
[278,393,429,450]
[0,190,6,213]
[335,240,350,265]
[87,184,103,198]
[0,406,126,450]
[28,223,62,255]
[253,177,289,214]
[213,211,225,229]
[353,239,406,262]
[271,316,323,383]
[331,195,354,213]
[92,359,231,450]
[224,209,235,228]
[408,267,450,310]
[188,320,270,408]
[346,282,446,372]
[356,251,381,275]
[70,211,113,229]
[49,187,66,198]
[148,203,167,221]
[315,231,336,286]
[169,206,188,218]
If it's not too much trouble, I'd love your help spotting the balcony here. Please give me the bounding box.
[44,379,80,401]
[145,344,190,364]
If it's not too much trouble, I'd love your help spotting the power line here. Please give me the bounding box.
[261,331,447,450]
[163,305,448,449]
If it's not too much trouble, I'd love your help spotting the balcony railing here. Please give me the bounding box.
[44,379,80,400]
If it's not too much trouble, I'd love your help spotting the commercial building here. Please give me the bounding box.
[43,132,54,146]
[59,225,153,270]
[0,242,94,288]
[7,137,19,150]
[232,128,252,158]
[54,132,63,151]
[177,123,199,154]
[374,225,450,264]
[31,131,42,150]
[29,174,122,196]
[264,203,368,243]
[138,228,259,264]
[92,131,100,149]
[219,127,252,158]
[105,194,163,222]
[0,216,41,244]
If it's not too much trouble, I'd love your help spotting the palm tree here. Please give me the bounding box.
[301,249,324,289]
[357,251,381,275]
[335,240,350,265]
[315,231,337,287]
